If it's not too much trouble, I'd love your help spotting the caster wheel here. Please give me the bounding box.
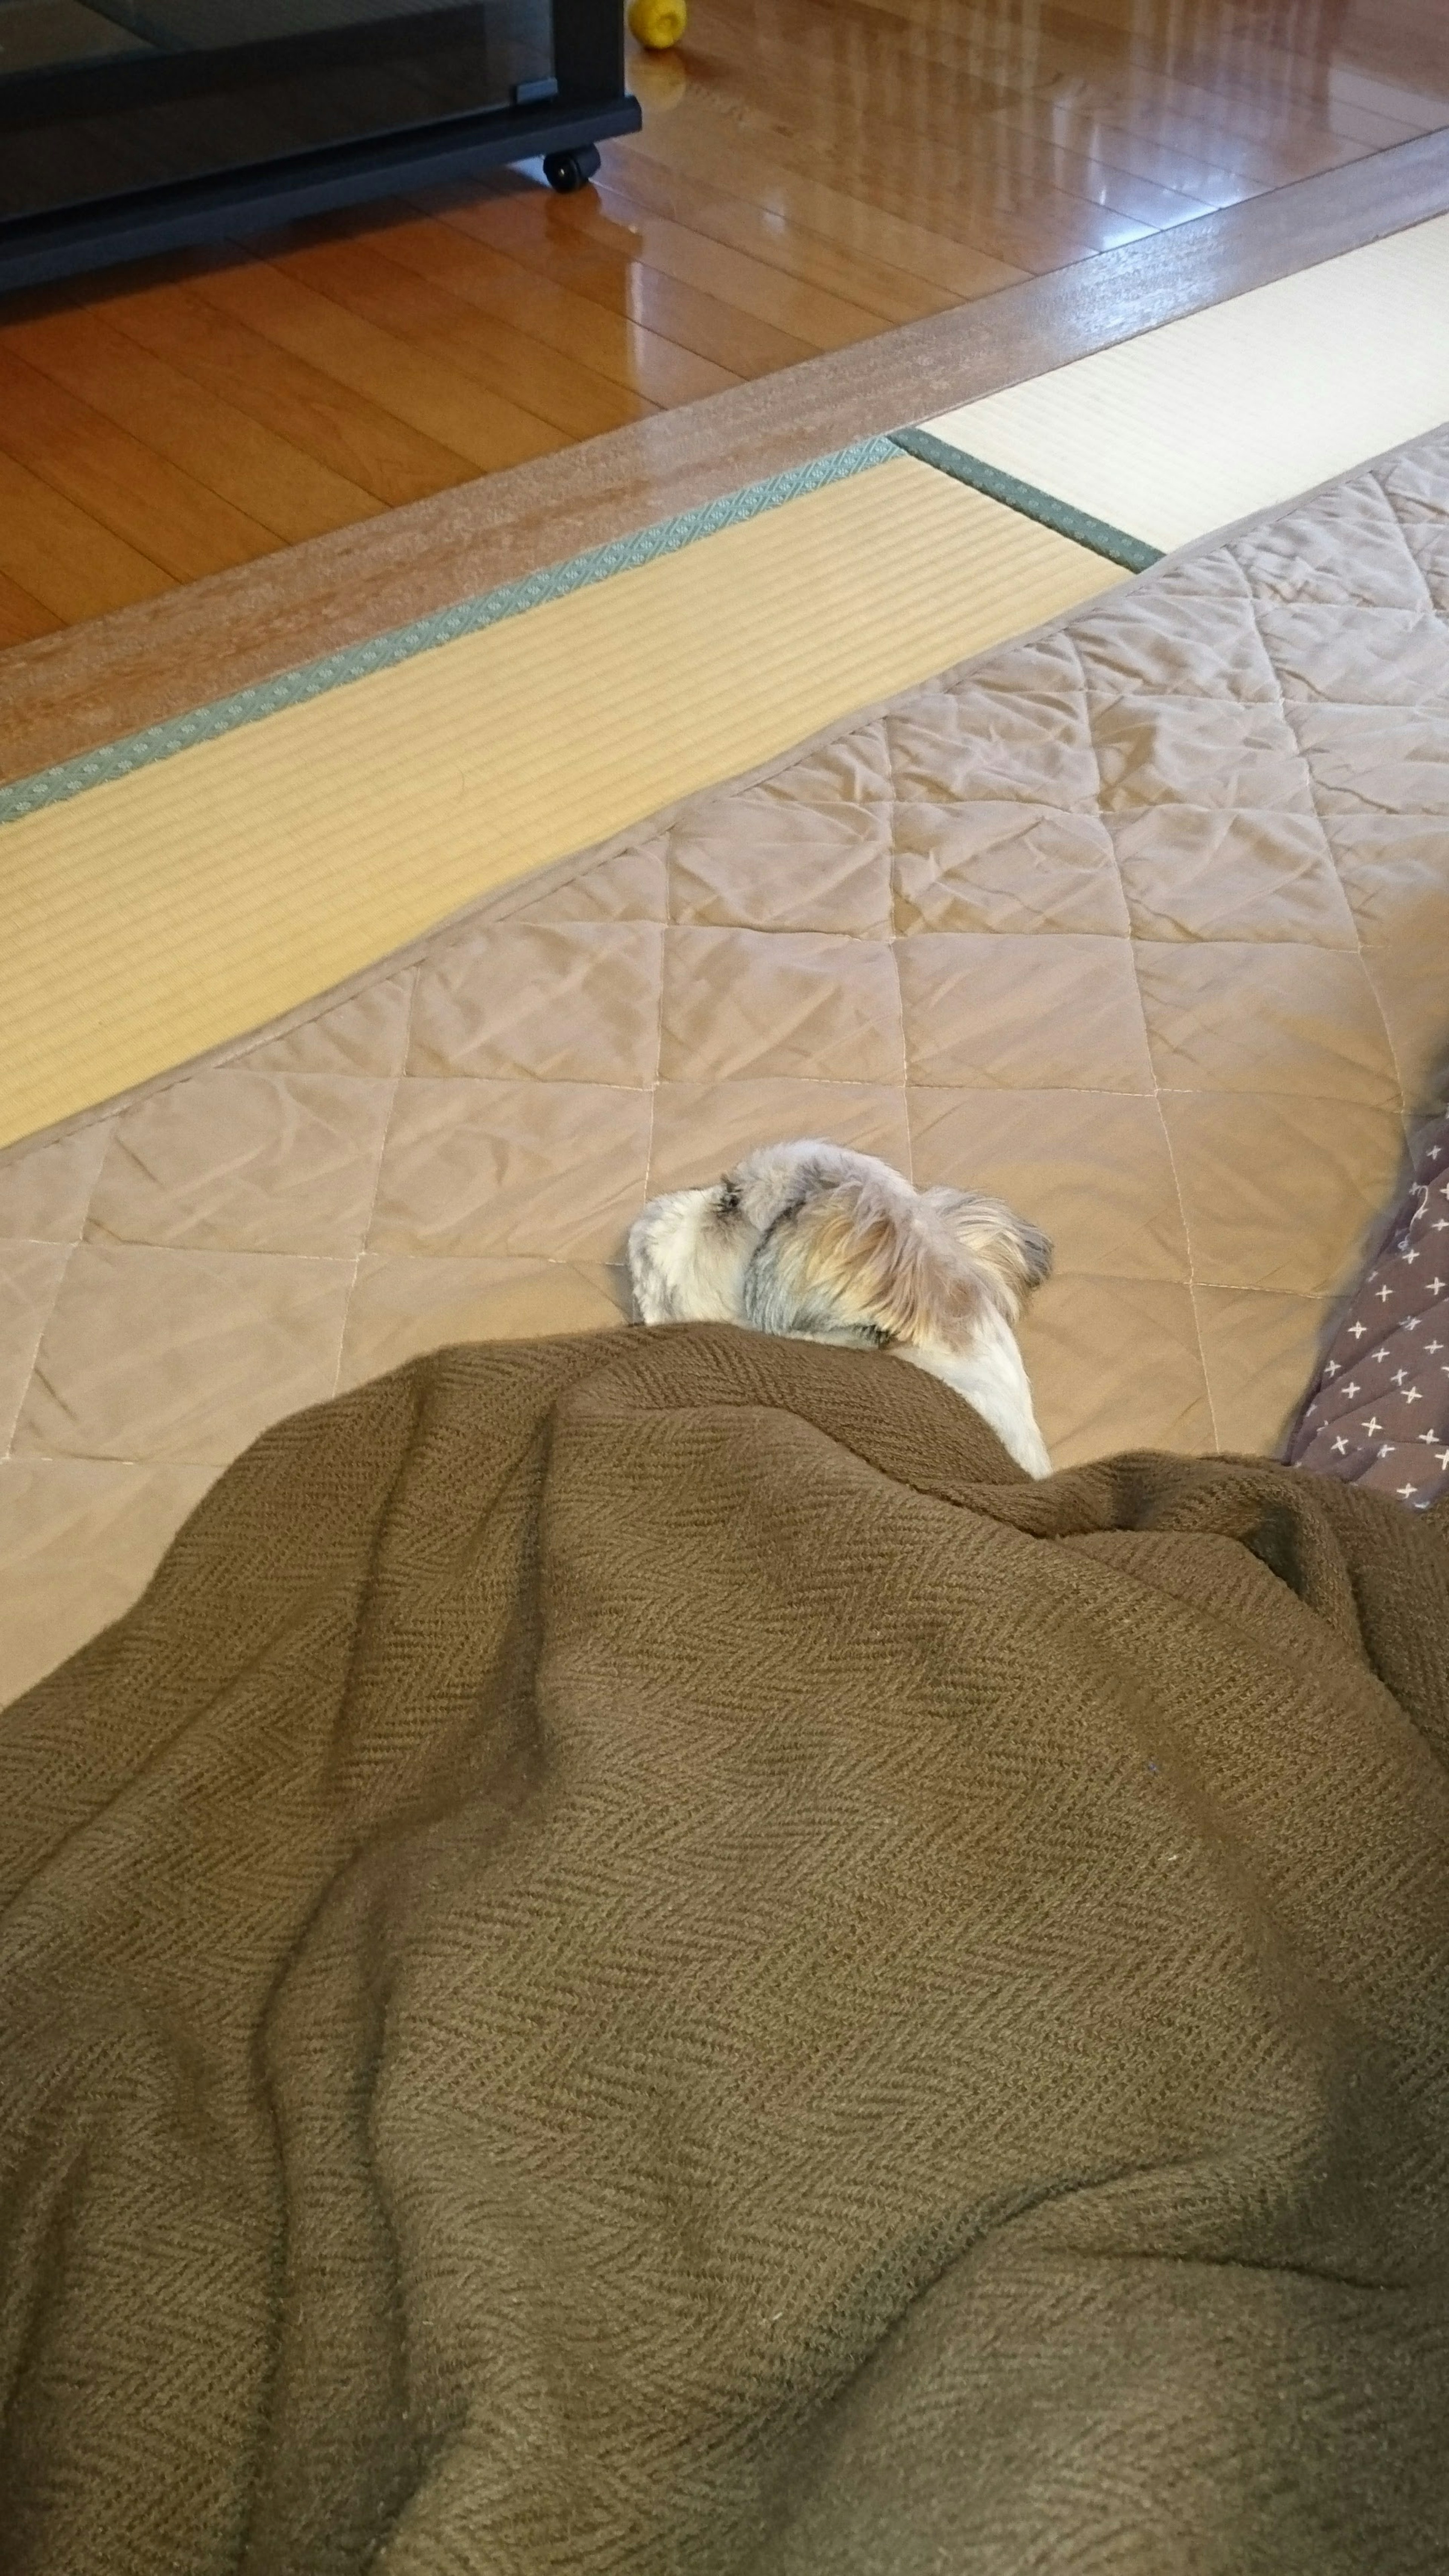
[628,0,686,44]
[543,145,600,193]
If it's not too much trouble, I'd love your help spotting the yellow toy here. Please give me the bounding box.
[627,0,686,49]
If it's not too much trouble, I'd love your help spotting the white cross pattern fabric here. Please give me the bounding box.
[1289,1117,1449,1510]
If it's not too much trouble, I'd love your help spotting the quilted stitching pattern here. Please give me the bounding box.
[4,430,1449,1698]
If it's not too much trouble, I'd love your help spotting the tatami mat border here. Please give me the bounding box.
[0,434,900,829]
[889,429,1165,573]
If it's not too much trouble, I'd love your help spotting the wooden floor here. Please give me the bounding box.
[1,0,1447,646]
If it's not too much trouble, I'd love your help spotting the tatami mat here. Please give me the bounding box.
[921,211,1449,554]
[0,455,1118,1154]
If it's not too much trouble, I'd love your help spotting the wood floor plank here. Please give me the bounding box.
[0,343,283,583]
[701,0,1216,230]
[0,302,385,545]
[620,80,1158,275]
[574,181,891,352]
[723,3,1239,236]
[0,569,61,650]
[924,112,1218,234]
[1038,0,1435,140]
[703,0,1200,209]
[185,255,571,474]
[982,23,1378,178]
[852,2,1372,197]
[1328,8,1447,96]
[587,150,955,328]
[0,448,173,623]
[405,195,742,404]
[856,0,1383,178]
[243,217,658,442]
[1012,87,1354,194]
[978,93,1262,213]
[1084,68,1369,181]
[420,185,821,377]
[733,0,1023,123]
[610,120,1027,304]
[1318,93,1434,148]
[103,271,490,505]
[618,19,1167,270]
[1052,90,1360,194]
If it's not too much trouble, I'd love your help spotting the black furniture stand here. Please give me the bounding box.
[0,0,639,292]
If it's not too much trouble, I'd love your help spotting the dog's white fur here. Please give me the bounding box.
[627,1139,1053,1476]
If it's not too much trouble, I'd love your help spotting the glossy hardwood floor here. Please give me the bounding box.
[1,0,1447,645]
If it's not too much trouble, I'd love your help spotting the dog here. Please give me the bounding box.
[627,1140,1053,1476]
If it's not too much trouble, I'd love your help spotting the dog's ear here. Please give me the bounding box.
[925,1188,1052,1318]
[742,1172,987,1349]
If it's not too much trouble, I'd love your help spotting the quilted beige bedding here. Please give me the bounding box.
[3,424,1449,1701]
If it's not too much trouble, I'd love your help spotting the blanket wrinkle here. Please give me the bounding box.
[2,1323,1448,2575]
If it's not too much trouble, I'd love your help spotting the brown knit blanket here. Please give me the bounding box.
[3,1325,1448,2574]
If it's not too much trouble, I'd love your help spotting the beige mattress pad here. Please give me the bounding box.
[4,425,1449,1700]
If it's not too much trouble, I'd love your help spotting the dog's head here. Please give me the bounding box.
[627,1140,1051,1355]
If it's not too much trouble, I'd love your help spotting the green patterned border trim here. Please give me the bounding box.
[890,426,1163,574]
[0,433,900,829]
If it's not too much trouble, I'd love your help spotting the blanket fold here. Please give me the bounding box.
[2,1324,1447,2574]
